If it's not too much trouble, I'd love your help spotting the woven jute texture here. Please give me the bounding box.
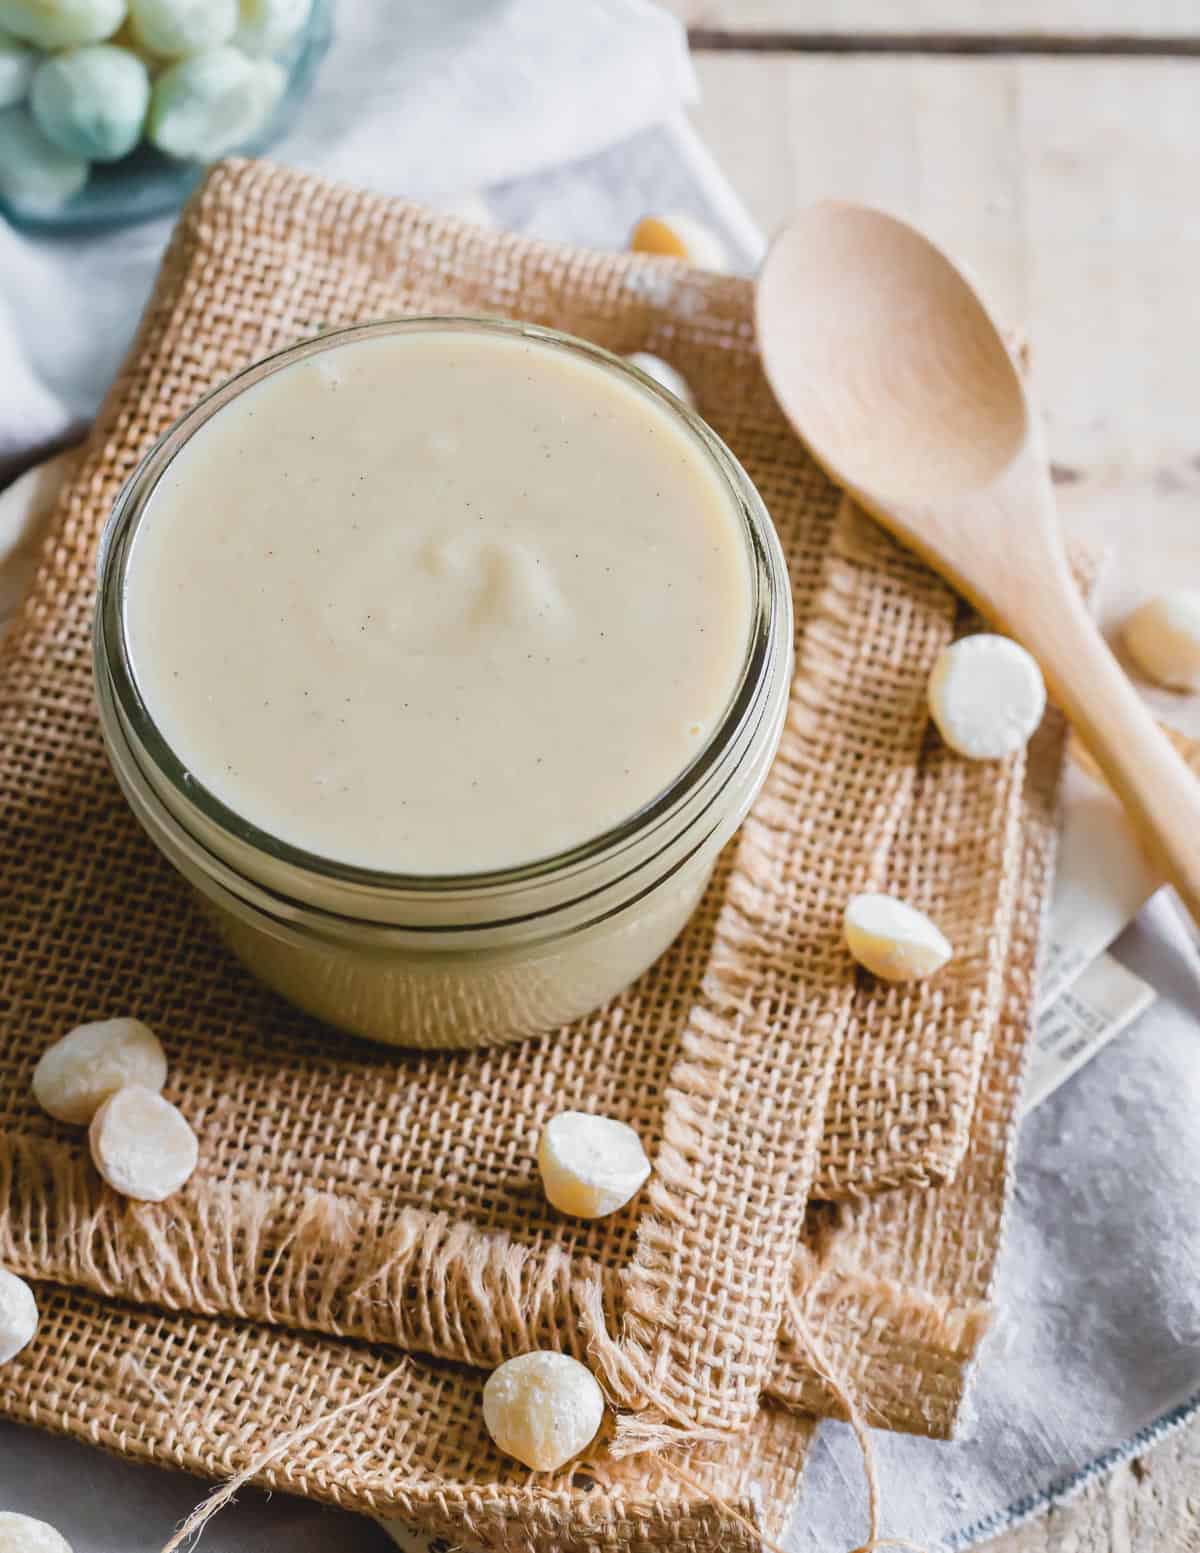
[0,709,1091,1544]
[0,1280,814,1551]
[772,686,1074,1438]
[1,158,1044,1460]
[800,525,1027,1199]
[0,710,1081,1541]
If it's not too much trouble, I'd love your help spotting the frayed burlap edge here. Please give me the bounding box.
[3,440,946,1448]
[0,158,1081,1456]
[0,1279,814,1552]
[769,621,1095,1439]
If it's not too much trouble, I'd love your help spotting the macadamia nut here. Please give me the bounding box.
[0,0,124,49]
[233,0,309,56]
[0,30,36,107]
[0,1267,37,1364]
[89,1083,198,1201]
[844,892,953,982]
[625,351,694,407]
[0,106,88,213]
[30,44,149,161]
[539,1110,651,1219]
[33,1017,167,1125]
[0,1512,72,1553]
[1123,590,1200,692]
[483,1351,604,1471]
[928,633,1046,760]
[147,46,283,159]
[129,0,236,57]
[630,212,728,272]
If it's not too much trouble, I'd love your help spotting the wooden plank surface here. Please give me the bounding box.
[663,2,1200,40]
[988,1422,1200,1551]
[688,52,1200,745]
[679,43,1200,1553]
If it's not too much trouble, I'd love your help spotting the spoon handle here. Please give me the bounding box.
[1014,577,1200,928]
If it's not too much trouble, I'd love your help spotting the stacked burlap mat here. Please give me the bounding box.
[0,160,1076,1546]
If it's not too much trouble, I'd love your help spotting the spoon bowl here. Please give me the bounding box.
[757,201,1028,509]
[756,201,1200,926]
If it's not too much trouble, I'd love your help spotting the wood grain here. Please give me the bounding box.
[756,200,1200,923]
[983,1421,1200,1551]
[688,53,1200,745]
[662,1,1200,40]
[678,41,1200,1553]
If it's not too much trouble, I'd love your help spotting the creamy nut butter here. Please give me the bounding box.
[124,326,753,873]
[96,320,793,1048]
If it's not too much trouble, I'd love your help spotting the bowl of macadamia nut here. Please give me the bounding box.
[0,0,331,227]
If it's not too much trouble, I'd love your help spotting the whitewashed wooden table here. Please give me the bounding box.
[663,4,1200,1549]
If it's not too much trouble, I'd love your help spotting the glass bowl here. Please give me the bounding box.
[1,0,332,233]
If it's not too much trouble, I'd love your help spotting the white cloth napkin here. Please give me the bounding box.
[0,0,696,474]
[798,886,1200,1551]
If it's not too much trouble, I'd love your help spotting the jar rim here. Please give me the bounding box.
[95,316,786,900]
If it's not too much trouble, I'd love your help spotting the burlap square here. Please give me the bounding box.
[771,693,1070,1438]
[0,155,1133,1542]
[0,1280,814,1551]
[772,576,1200,1444]
[0,692,1082,1547]
[804,520,1028,1200]
[0,158,1029,1451]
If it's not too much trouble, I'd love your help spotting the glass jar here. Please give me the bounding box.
[94,319,793,1050]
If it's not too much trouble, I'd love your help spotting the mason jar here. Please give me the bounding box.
[93,319,793,1050]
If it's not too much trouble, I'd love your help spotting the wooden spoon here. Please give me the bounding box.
[756,200,1200,926]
